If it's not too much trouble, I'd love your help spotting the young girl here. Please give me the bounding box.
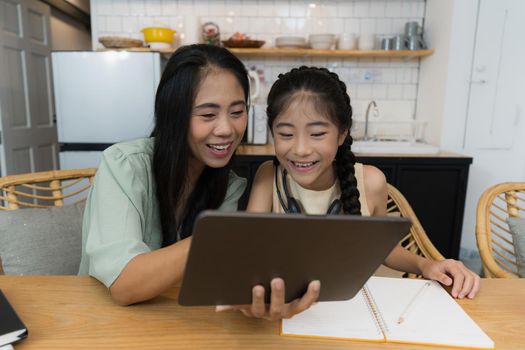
[79,44,250,305]
[242,66,480,320]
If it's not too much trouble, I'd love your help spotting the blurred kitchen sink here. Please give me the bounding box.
[352,141,440,154]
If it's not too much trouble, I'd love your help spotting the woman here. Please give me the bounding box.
[79,44,249,305]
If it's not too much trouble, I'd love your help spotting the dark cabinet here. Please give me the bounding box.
[358,156,472,259]
[233,153,472,259]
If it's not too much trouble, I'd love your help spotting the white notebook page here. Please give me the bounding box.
[367,277,494,349]
[281,289,383,340]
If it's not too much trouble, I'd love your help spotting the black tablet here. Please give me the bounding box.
[178,211,411,306]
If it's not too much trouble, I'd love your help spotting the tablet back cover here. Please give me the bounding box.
[179,211,410,306]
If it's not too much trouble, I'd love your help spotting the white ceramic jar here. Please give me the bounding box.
[358,33,376,50]
[337,33,357,50]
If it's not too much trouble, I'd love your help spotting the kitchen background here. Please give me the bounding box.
[1,0,524,273]
[86,0,525,270]
[91,0,425,127]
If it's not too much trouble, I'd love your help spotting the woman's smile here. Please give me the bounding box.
[207,142,233,157]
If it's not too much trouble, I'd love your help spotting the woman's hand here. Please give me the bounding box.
[420,259,481,299]
[216,278,321,321]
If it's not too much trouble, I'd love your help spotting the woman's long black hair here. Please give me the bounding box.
[266,66,361,215]
[151,44,249,246]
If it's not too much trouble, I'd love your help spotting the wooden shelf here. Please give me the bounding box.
[228,48,433,58]
[101,47,433,58]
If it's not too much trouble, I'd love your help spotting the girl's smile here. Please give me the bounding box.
[288,160,320,173]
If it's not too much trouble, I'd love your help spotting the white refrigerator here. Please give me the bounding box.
[51,51,162,169]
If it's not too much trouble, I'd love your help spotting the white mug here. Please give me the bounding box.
[181,16,201,45]
[337,33,357,50]
[248,70,260,102]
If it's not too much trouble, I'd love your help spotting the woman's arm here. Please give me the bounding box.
[83,147,192,306]
[109,237,191,305]
[109,172,247,306]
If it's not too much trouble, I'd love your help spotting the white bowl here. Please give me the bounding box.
[309,34,335,42]
[275,36,307,48]
[148,41,171,49]
[308,33,335,49]
[310,42,332,49]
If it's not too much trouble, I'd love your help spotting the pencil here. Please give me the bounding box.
[397,281,432,324]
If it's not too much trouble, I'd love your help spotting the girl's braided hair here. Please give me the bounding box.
[266,66,361,215]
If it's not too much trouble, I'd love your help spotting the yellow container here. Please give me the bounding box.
[141,27,176,43]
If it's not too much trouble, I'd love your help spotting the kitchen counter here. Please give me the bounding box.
[236,144,469,159]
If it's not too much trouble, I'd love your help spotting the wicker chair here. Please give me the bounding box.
[387,184,445,262]
[0,168,97,210]
[476,182,525,278]
[374,184,445,279]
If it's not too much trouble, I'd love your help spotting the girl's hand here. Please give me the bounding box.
[216,278,320,321]
[420,259,481,299]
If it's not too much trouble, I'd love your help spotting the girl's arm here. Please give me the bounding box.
[109,238,191,305]
[363,165,480,299]
[246,160,274,213]
[362,165,427,273]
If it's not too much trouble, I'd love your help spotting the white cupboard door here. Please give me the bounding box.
[465,0,525,150]
[0,0,58,175]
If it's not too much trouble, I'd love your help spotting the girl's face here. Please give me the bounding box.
[272,95,347,191]
[188,68,247,173]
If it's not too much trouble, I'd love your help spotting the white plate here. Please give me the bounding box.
[276,43,308,48]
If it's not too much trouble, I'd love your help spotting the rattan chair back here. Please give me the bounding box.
[476,182,525,278]
[387,184,445,266]
[0,168,97,210]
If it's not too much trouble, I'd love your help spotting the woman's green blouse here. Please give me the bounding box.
[78,138,247,287]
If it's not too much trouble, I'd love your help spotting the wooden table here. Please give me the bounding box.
[1,277,524,349]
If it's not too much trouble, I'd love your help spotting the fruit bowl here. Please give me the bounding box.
[222,40,265,48]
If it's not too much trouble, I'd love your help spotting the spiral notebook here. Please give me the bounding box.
[281,277,494,349]
[0,290,28,347]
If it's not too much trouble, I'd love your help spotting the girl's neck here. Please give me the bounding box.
[287,165,338,192]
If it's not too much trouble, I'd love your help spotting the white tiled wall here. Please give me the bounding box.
[91,0,427,136]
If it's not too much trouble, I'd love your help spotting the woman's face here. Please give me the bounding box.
[188,68,247,172]
[272,95,347,191]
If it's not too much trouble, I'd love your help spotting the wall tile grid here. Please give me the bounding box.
[92,0,426,127]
